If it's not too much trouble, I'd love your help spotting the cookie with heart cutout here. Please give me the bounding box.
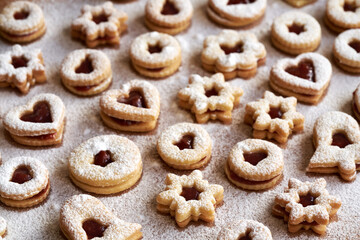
[100,80,160,132]
[270,52,332,105]
[353,84,360,121]
[3,93,65,147]
[60,49,112,96]
[325,0,360,33]
[333,29,360,73]
[0,156,50,208]
[284,0,317,7]
[217,220,273,240]
[60,194,142,240]
[307,111,360,181]
[0,217,6,239]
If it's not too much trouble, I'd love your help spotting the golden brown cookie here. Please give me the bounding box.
[353,84,360,121]
[333,29,360,73]
[217,220,273,240]
[284,0,317,7]
[325,0,360,33]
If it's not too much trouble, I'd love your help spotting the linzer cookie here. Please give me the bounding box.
[71,1,128,48]
[0,157,50,208]
[3,93,65,147]
[217,220,272,240]
[244,91,304,144]
[60,49,112,96]
[284,0,317,7]
[0,217,6,239]
[225,139,284,190]
[353,84,360,121]
[130,31,181,78]
[207,0,266,28]
[272,178,341,235]
[0,1,46,43]
[201,30,266,80]
[270,52,332,104]
[333,29,360,73]
[156,170,224,227]
[60,194,142,240]
[307,111,360,181]
[157,123,212,170]
[0,44,46,94]
[145,0,193,35]
[178,73,243,124]
[271,11,321,55]
[325,0,360,33]
[100,80,160,132]
[68,135,143,195]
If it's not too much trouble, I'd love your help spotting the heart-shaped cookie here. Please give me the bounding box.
[60,194,142,240]
[270,52,332,104]
[3,93,65,146]
[100,80,160,132]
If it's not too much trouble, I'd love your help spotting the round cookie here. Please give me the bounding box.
[157,122,212,170]
[0,1,46,43]
[333,29,360,73]
[325,0,360,33]
[353,84,360,121]
[217,220,273,240]
[68,135,143,195]
[60,49,112,96]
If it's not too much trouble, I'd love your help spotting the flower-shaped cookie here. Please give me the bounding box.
[71,1,128,48]
[202,30,266,80]
[178,73,243,124]
[272,178,341,235]
[0,217,6,239]
[0,44,46,94]
[217,220,272,240]
[244,91,304,143]
[156,170,224,227]
[307,111,360,181]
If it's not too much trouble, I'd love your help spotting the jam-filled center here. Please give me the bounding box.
[82,220,107,239]
[286,60,316,82]
[332,133,351,148]
[238,231,252,240]
[243,151,268,166]
[94,150,113,167]
[11,166,32,184]
[299,193,316,207]
[11,56,28,69]
[343,2,357,12]
[75,57,94,74]
[21,102,53,123]
[268,107,283,119]
[288,23,305,35]
[175,135,194,150]
[228,0,256,4]
[161,0,179,15]
[13,10,30,20]
[92,13,109,24]
[148,44,163,54]
[349,40,360,53]
[118,91,146,108]
[220,43,244,55]
[181,187,201,201]
[205,88,219,98]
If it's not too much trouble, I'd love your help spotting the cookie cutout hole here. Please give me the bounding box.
[220,42,244,55]
[148,44,163,54]
[285,60,316,82]
[161,0,179,15]
[288,23,305,35]
[205,88,219,98]
[13,10,29,20]
[238,230,252,240]
[94,150,113,167]
[243,151,268,166]
[11,166,32,184]
[92,13,109,24]
[82,219,107,239]
[180,187,201,201]
[21,101,53,123]
[268,107,283,119]
[349,40,360,53]
[227,0,256,4]
[11,56,28,69]
[75,56,94,74]
[299,193,316,207]
[174,134,194,150]
[344,2,357,12]
[118,91,146,108]
[332,132,351,148]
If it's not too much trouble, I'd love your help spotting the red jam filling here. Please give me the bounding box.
[349,40,360,53]
[286,60,316,82]
[299,193,316,207]
[175,135,194,150]
[82,220,107,239]
[148,44,163,54]
[288,23,305,35]
[118,91,146,108]
[11,56,28,68]
[228,0,256,4]
[75,57,94,74]
[161,0,179,15]
[11,166,32,184]
[74,85,96,92]
[181,187,200,201]
[331,133,351,148]
[13,11,29,20]
[110,117,141,126]
[92,13,109,24]
[356,163,360,168]
[221,43,244,55]
[205,88,219,97]
[21,102,52,123]
[238,232,252,240]
[31,133,56,140]
[94,150,113,167]
[268,107,283,119]
[344,2,357,12]
[243,152,267,166]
